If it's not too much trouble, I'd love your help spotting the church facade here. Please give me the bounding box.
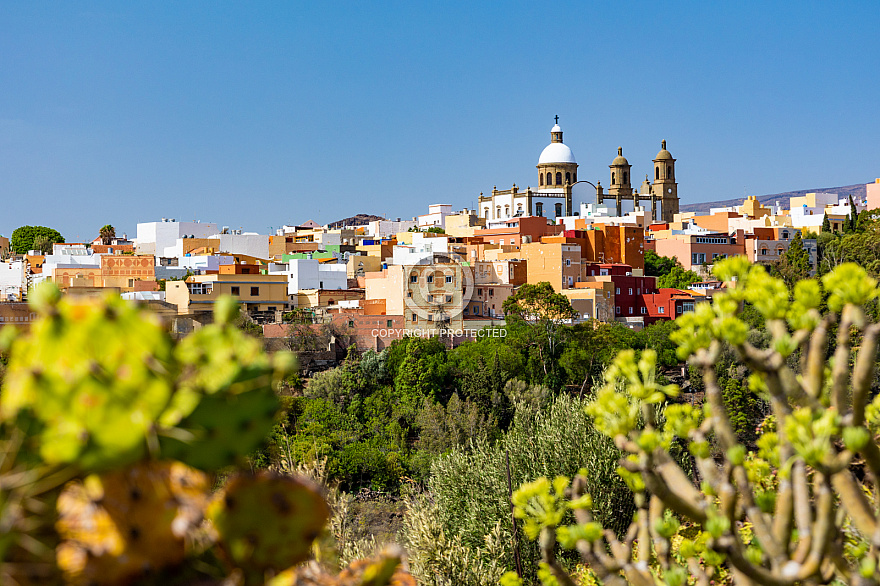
[479,120,680,223]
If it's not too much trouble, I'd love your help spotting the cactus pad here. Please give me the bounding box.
[208,472,329,575]
[56,460,208,585]
[1,285,175,470]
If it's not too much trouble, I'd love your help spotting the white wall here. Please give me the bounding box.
[271,259,347,294]
[0,261,26,300]
[136,220,218,256]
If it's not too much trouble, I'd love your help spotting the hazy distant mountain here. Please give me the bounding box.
[680,183,867,215]
[326,213,386,229]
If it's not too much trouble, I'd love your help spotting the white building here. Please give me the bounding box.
[366,219,417,239]
[0,260,26,301]
[417,204,453,229]
[179,255,235,273]
[269,259,348,294]
[136,220,218,256]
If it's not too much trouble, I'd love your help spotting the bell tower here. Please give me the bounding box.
[651,140,679,222]
[607,147,633,216]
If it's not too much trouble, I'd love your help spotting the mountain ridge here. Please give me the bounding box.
[679,183,867,215]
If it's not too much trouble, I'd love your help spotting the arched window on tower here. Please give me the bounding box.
[555,203,563,217]
[667,166,672,179]
[655,167,660,180]
[623,172,628,184]
[573,171,577,182]
[565,172,571,184]
[612,172,616,185]
[546,173,552,186]
[539,174,543,186]
[556,172,562,185]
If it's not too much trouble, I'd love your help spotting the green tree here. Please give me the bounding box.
[509,258,880,586]
[502,282,577,389]
[821,212,831,233]
[643,250,678,277]
[11,225,64,255]
[773,230,811,287]
[99,224,116,245]
[31,235,54,255]
[657,264,701,289]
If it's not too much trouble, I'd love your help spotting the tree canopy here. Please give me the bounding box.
[657,264,702,289]
[643,250,679,278]
[10,225,64,255]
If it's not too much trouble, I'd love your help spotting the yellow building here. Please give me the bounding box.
[740,195,772,218]
[165,273,289,315]
[347,255,383,278]
[444,210,486,238]
[519,242,582,291]
[561,282,616,322]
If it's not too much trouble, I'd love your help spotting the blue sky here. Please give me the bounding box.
[1,1,878,241]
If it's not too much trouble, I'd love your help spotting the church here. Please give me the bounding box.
[478,119,680,223]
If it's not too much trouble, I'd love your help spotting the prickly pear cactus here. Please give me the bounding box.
[55,460,208,585]
[1,283,176,470]
[159,296,295,470]
[208,472,329,578]
[266,547,416,586]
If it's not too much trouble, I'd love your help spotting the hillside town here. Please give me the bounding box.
[1,121,876,351]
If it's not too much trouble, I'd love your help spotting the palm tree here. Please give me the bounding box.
[99,224,116,245]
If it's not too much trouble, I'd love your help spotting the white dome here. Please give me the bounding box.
[538,142,576,165]
[551,124,562,132]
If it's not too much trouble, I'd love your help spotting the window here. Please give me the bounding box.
[761,248,768,255]
[656,167,660,180]
[128,279,134,287]
[536,203,543,216]
[695,237,729,244]
[546,172,552,185]
[427,315,433,322]
[463,307,469,315]
[615,287,620,294]
[612,172,616,184]
[319,281,323,288]
[387,319,393,327]
[683,301,695,313]
[636,288,640,294]
[556,172,562,185]
[565,172,571,184]
[667,165,672,178]
[658,306,665,314]
[641,307,646,314]
[410,275,418,283]
[412,313,417,321]
[565,259,571,266]
[677,305,683,314]
[782,231,789,239]
[407,291,412,298]
[426,295,433,302]
[231,286,240,296]
[555,203,563,217]
[446,295,452,302]
[628,288,632,295]
[445,275,453,283]
[348,320,354,328]
[623,172,628,184]
[540,174,544,186]
[616,306,621,314]
[427,274,434,283]
[251,287,259,296]
[489,289,494,296]
[629,307,633,314]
